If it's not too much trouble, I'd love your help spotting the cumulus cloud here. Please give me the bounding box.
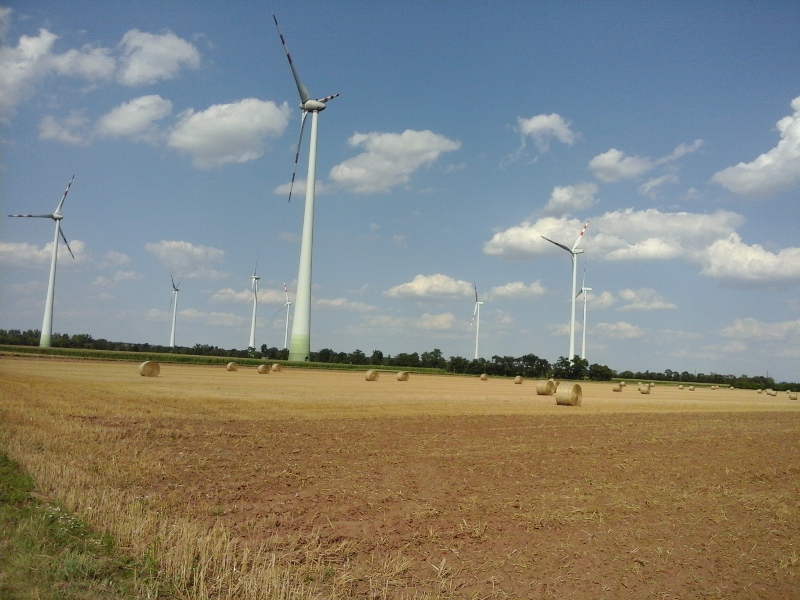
[0,240,88,267]
[179,308,245,327]
[384,273,473,299]
[315,297,376,312]
[722,317,800,341]
[617,288,677,311]
[712,96,800,197]
[38,112,90,144]
[211,286,290,305]
[145,240,226,279]
[95,94,172,142]
[91,271,142,287]
[700,233,800,286]
[117,29,200,86]
[594,321,646,339]
[414,312,456,330]
[541,182,598,217]
[517,113,578,152]
[328,129,461,194]
[488,280,546,299]
[168,99,290,168]
[589,139,703,183]
[638,173,679,199]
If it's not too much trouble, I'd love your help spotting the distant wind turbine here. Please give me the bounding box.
[542,222,588,360]
[273,14,338,361]
[280,282,292,350]
[576,269,592,361]
[248,263,260,351]
[470,283,484,360]
[8,175,76,347]
[168,275,180,348]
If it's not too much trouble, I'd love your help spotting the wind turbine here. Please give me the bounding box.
[273,14,338,361]
[470,283,484,360]
[168,275,180,348]
[9,175,76,347]
[248,264,260,351]
[576,270,592,361]
[280,282,292,350]
[542,222,588,360]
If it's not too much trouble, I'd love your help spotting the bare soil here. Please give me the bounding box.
[1,357,799,599]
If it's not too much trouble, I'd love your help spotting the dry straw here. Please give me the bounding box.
[257,364,270,374]
[555,382,581,406]
[612,383,622,392]
[138,361,160,377]
[678,384,684,390]
[396,371,409,381]
[790,393,798,401]
[638,385,651,395]
[480,373,488,381]
[688,385,695,391]
[757,389,763,394]
[536,380,556,395]
[271,363,282,372]
[514,375,523,384]
[620,381,627,387]
[226,362,238,371]
[364,369,378,381]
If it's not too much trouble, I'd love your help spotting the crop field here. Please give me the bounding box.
[1,355,799,599]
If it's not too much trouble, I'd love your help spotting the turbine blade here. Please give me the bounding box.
[273,14,310,104]
[9,213,54,218]
[317,93,339,103]
[473,282,478,303]
[542,235,571,253]
[571,221,589,251]
[54,175,75,215]
[58,226,75,259]
[284,281,290,303]
[287,111,308,203]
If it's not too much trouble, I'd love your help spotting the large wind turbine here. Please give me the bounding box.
[470,283,484,360]
[280,282,292,350]
[168,275,180,348]
[273,15,338,361]
[542,222,588,360]
[9,176,76,347]
[248,264,260,351]
[576,272,592,361]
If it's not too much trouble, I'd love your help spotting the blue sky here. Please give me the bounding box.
[2,1,799,381]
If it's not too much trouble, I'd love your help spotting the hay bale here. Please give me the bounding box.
[138,361,160,377]
[257,364,270,374]
[555,382,581,406]
[757,389,763,394]
[620,381,627,387]
[612,383,622,392]
[514,375,523,384]
[789,393,798,401]
[770,389,778,397]
[226,362,238,371]
[480,373,488,381]
[639,385,651,395]
[365,369,378,381]
[271,363,282,372]
[678,384,684,390]
[397,371,409,381]
[688,386,695,391]
[536,380,556,395]
[649,382,655,388]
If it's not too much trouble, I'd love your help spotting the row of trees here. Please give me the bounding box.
[0,328,793,388]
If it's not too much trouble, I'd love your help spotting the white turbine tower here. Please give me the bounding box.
[248,264,260,351]
[542,222,588,360]
[280,282,292,350]
[9,175,76,347]
[169,275,180,348]
[576,271,592,361]
[471,283,484,360]
[273,15,338,362]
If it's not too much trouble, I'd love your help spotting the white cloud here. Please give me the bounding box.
[38,112,90,145]
[701,233,800,286]
[95,94,172,142]
[617,288,677,311]
[168,99,290,168]
[592,290,616,310]
[517,113,578,152]
[414,312,456,330]
[488,280,546,299]
[49,45,115,80]
[541,182,598,217]
[315,297,376,312]
[594,321,646,339]
[712,96,800,197]
[722,317,800,341]
[99,250,131,267]
[144,240,226,279]
[638,173,679,199]
[117,29,200,86]
[179,308,245,328]
[92,271,142,286]
[0,240,88,267]
[589,148,654,183]
[384,273,473,299]
[329,129,461,194]
[273,177,332,198]
[211,286,289,305]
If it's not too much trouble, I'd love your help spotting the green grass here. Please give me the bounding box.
[0,452,168,599]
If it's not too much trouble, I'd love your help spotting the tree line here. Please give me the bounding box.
[1,328,795,389]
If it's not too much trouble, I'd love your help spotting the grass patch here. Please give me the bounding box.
[0,452,167,599]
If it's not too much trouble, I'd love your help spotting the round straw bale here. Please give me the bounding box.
[649,382,655,388]
[688,385,695,391]
[678,384,684,390]
[639,385,651,394]
[789,393,798,401]
[271,363,282,372]
[397,371,409,381]
[536,380,556,395]
[757,389,763,394]
[257,364,270,374]
[620,381,626,387]
[480,373,488,381]
[770,390,778,397]
[638,382,643,386]
[226,362,238,371]
[138,361,160,377]
[555,382,581,406]
[364,369,378,381]
[612,383,622,392]
[514,375,523,384]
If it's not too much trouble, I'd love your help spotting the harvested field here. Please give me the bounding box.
[1,356,799,599]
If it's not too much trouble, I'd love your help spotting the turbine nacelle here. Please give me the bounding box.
[302,95,338,112]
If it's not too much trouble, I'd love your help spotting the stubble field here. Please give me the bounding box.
[1,355,798,599]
